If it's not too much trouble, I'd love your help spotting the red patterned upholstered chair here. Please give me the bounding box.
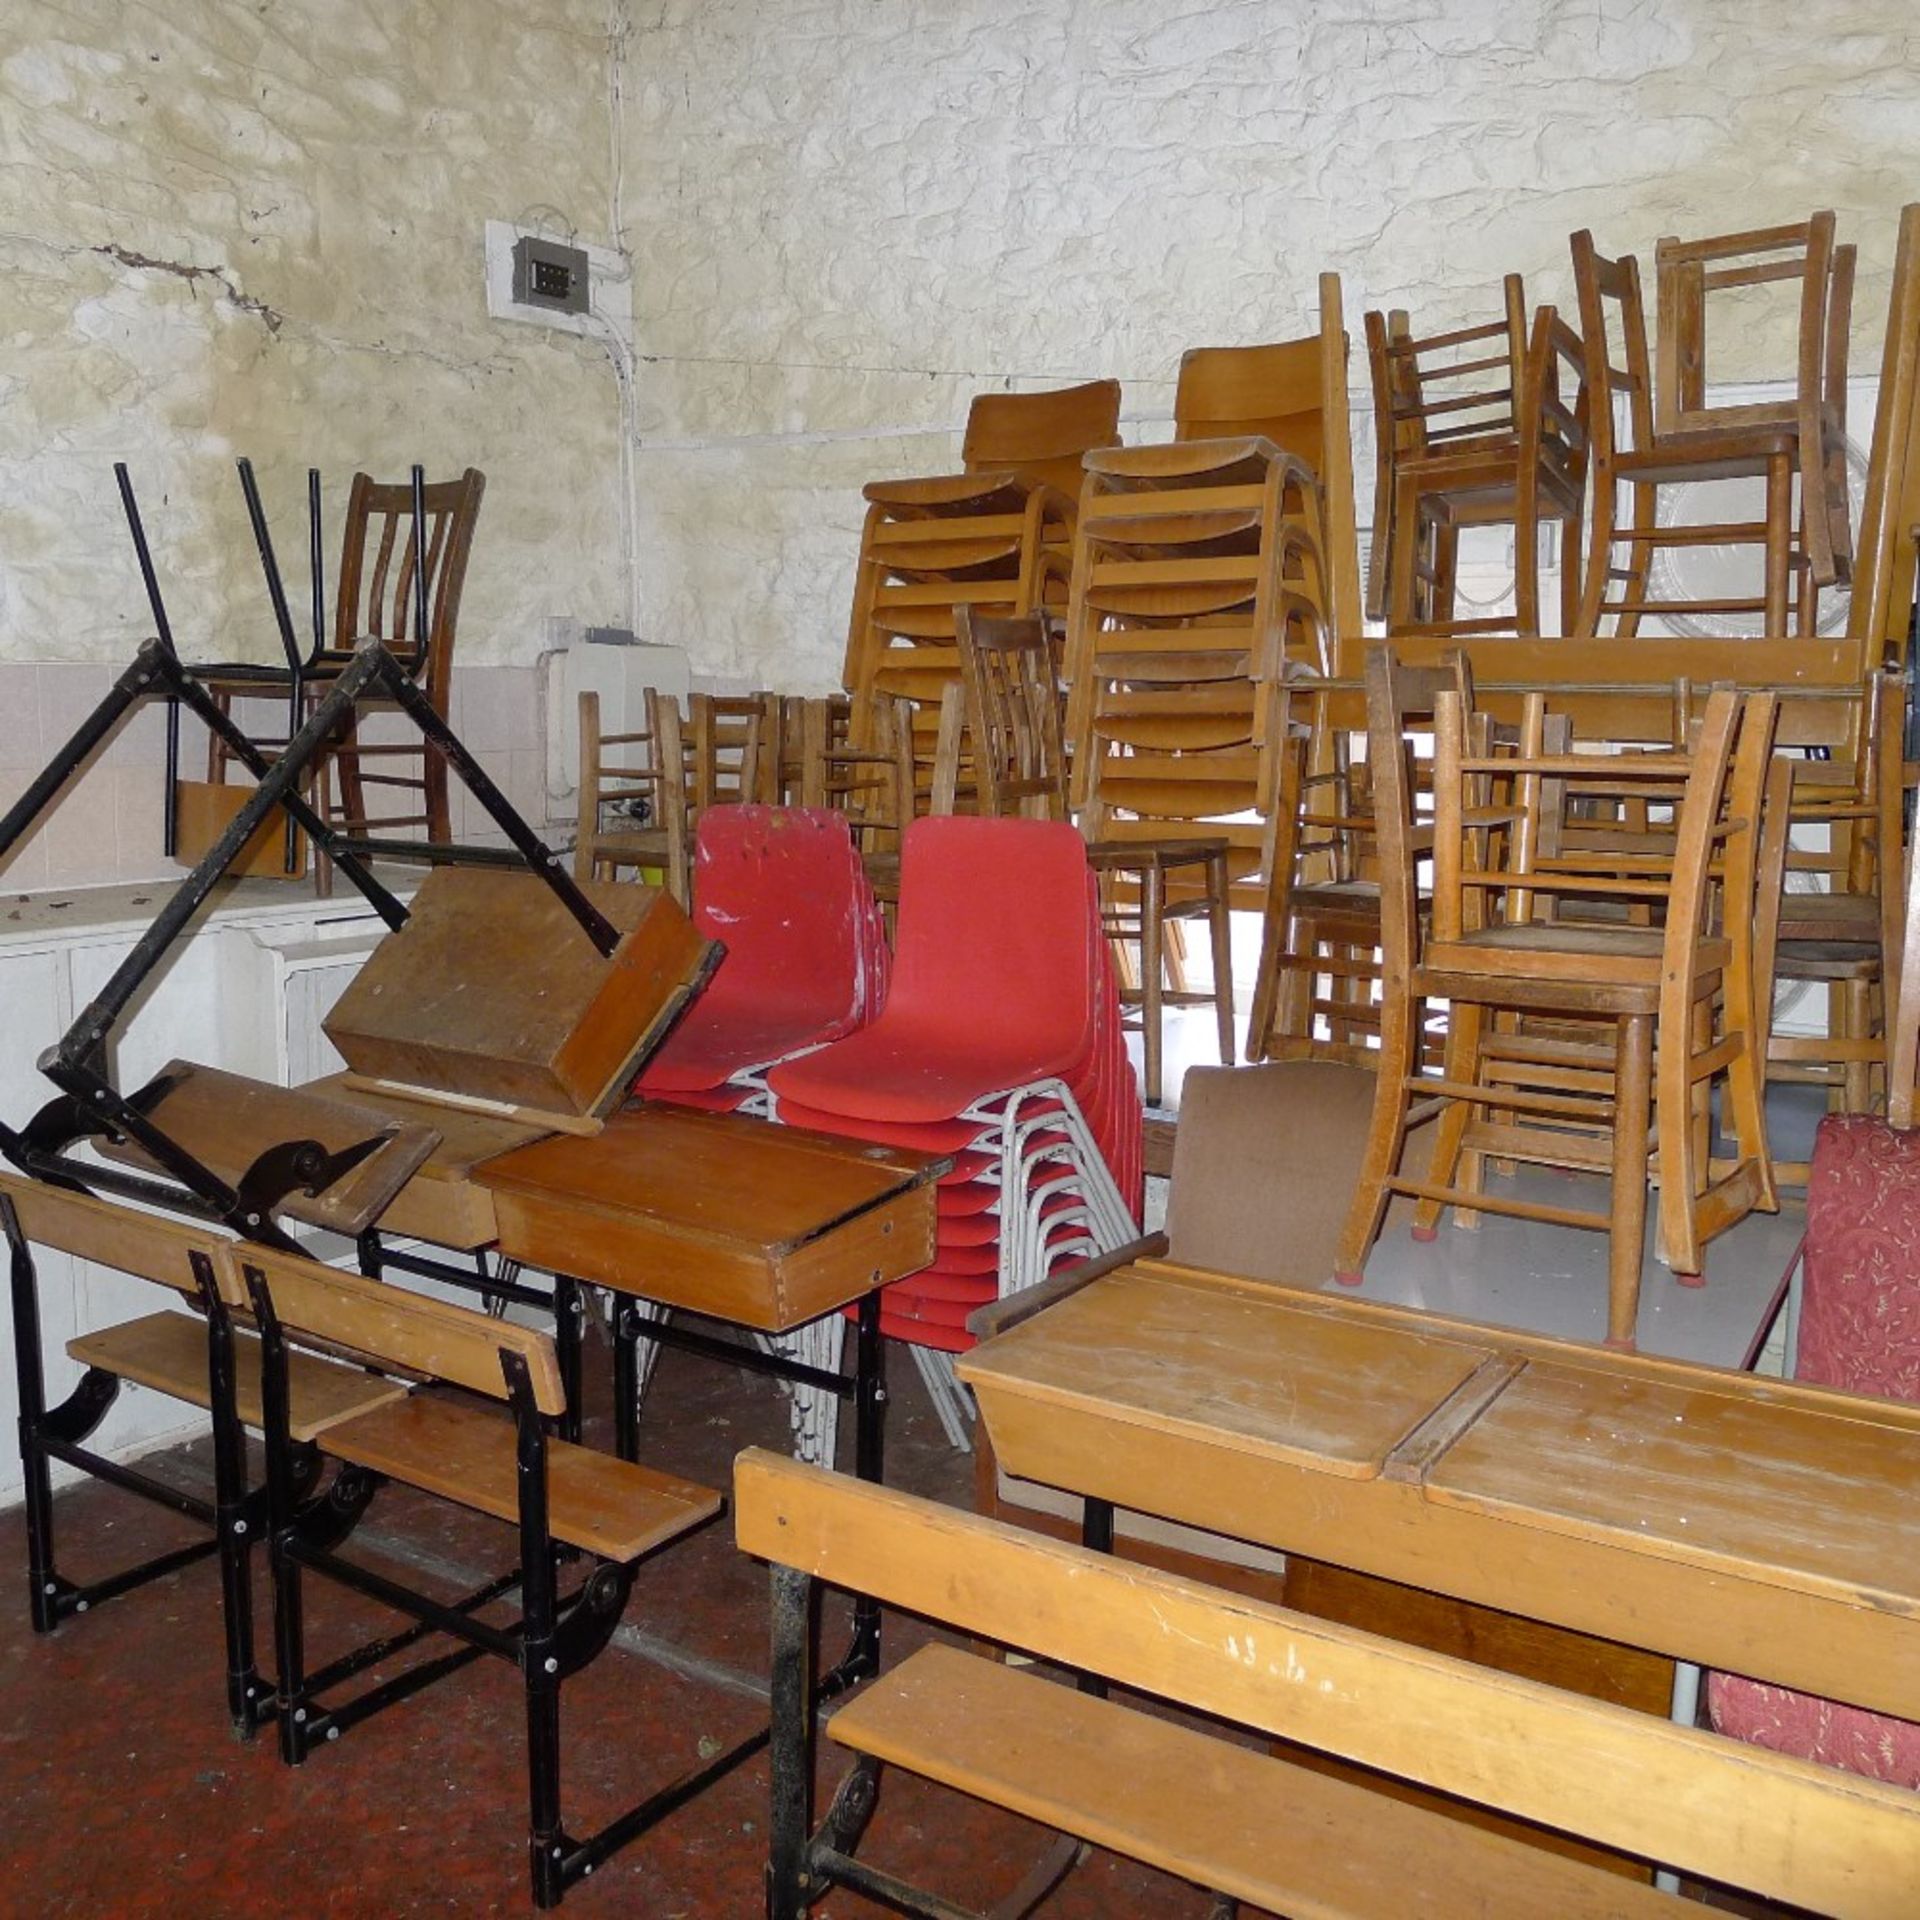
[1705,1111,1920,1784]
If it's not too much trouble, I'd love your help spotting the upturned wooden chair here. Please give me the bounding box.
[1571,226,1846,638]
[955,607,1237,1105]
[1655,213,1856,592]
[574,688,691,903]
[1335,651,1780,1348]
[204,467,486,848]
[1366,284,1591,636]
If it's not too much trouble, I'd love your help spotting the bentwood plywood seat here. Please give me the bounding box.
[1366,282,1591,636]
[1571,224,1849,638]
[203,467,486,853]
[1335,650,1780,1348]
[843,380,1123,797]
[955,606,1236,1105]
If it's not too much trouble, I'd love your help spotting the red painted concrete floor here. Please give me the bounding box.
[0,1328,1248,1919]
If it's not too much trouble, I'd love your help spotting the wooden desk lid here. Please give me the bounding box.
[1423,1363,1920,1619]
[324,868,715,1120]
[959,1266,1495,1481]
[94,1062,440,1237]
[476,1102,944,1255]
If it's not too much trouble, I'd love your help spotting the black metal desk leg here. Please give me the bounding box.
[847,1291,887,1677]
[552,1274,584,1447]
[5,1202,58,1635]
[1078,1497,1114,1698]
[765,1563,815,1920]
[613,1305,640,1464]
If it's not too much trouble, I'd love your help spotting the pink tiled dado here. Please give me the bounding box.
[0,663,546,895]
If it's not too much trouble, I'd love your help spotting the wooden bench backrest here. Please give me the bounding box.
[735,1449,1920,1920]
[0,1171,236,1302]
[233,1244,566,1415]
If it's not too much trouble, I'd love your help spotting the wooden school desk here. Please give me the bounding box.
[959,1257,1920,1720]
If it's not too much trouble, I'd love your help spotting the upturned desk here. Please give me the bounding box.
[959,1257,1920,1720]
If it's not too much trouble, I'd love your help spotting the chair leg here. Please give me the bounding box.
[1514,483,1541,639]
[1843,978,1874,1112]
[1207,856,1235,1068]
[1577,471,1617,639]
[1161,917,1190,995]
[1763,452,1792,637]
[1607,1014,1654,1350]
[1655,998,1705,1284]
[1618,480,1657,640]
[1557,510,1583,640]
[1334,981,1420,1283]
[1141,865,1165,1108]
[1413,1000,1484,1239]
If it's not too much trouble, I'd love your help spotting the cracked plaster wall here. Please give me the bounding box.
[0,0,631,672]
[620,0,1920,689]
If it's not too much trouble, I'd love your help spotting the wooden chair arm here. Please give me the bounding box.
[964,1234,1169,1342]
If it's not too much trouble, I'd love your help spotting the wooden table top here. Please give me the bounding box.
[476,1102,948,1331]
[960,1259,1920,1716]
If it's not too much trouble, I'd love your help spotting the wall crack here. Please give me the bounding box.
[92,242,284,335]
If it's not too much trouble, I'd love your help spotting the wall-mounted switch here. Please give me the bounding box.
[511,235,590,315]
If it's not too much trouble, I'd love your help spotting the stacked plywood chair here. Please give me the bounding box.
[1062,279,1358,1062]
[842,380,1123,800]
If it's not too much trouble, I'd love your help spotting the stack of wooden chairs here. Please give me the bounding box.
[842,379,1122,796]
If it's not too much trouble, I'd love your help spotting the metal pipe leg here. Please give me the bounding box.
[766,1564,816,1920]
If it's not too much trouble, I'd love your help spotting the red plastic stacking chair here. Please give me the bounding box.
[771,815,1098,1122]
[637,806,887,1106]
[769,816,1141,1452]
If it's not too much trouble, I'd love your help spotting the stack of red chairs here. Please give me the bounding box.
[635,805,888,1113]
[769,815,1143,1446]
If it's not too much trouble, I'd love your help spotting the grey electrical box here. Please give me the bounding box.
[511,235,590,316]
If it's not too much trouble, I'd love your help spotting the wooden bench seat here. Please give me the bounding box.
[67,1309,406,1444]
[320,1392,720,1563]
[833,1643,1671,1919]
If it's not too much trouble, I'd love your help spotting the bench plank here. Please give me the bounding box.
[67,1309,407,1444]
[735,1450,1920,1920]
[834,1645,1672,1919]
[325,1394,721,1562]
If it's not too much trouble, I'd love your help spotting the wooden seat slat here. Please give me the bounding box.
[66,1309,406,1445]
[832,1644,1674,1920]
[322,1393,720,1563]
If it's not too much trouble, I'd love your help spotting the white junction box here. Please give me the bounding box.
[484,219,631,339]
[540,619,691,822]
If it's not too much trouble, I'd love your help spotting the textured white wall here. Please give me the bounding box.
[0,1,631,670]
[621,0,1920,687]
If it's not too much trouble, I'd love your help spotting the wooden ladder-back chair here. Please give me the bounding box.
[808,689,917,904]
[956,607,1237,1105]
[1656,212,1856,590]
[1366,281,1591,636]
[574,688,691,904]
[1765,670,1906,1143]
[1571,227,1833,639]
[204,467,486,852]
[1336,651,1780,1348]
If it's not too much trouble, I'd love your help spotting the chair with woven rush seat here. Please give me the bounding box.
[236,1241,722,1909]
[1334,649,1780,1348]
[574,687,690,902]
